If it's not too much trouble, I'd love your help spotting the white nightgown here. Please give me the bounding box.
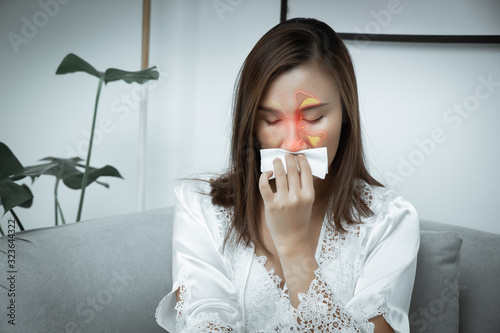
[155,174,420,332]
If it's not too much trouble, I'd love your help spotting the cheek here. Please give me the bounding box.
[299,126,327,147]
[255,123,285,148]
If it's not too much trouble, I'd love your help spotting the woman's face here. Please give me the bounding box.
[254,61,343,169]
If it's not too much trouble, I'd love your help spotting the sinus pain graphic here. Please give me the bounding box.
[267,90,327,148]
[295,90,327,147]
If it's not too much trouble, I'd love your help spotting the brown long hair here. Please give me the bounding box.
[203,18,382,253]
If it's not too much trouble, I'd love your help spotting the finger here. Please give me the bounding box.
[296,154,314,190]
[285,153,300,191]
[273,157,288,193]
[258,170,274,202]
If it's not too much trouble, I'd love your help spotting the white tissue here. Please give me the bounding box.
[260,147,329,179]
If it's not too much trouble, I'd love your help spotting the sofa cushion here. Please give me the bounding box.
[419,220,500,333]
[409,230,463,333]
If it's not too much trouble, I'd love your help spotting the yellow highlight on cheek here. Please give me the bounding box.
[307,135,321,146]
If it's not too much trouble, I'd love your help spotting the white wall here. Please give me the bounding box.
[1,0,144,229]
[1,0,499,235]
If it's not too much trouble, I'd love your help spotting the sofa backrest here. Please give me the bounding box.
[0,207,174,333]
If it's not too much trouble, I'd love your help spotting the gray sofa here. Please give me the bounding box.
[1,207,499,332]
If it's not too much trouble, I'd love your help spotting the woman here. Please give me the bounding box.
[156,17,419,332]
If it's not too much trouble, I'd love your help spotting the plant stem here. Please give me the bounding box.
[57,200,66,224]
[55,177,66,225]
[0,225,4,236]
[55,179,58,226]
[10,209,24,231]
[76,77,104,222]
[56,198,66,225]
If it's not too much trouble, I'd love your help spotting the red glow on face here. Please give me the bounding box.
[264,90,327,150]
[294,90,327,147]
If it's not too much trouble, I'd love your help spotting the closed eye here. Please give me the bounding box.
[265,119,282,125]
[306,116,323,123]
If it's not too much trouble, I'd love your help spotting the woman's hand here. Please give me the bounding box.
[258,153,315,255]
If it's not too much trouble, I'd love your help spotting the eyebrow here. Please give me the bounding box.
[257,102,330,113]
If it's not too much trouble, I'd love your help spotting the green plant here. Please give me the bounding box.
[0,53,159,234]
[0,142,122,235]
[55,53,159,221]
[0,142,37,235]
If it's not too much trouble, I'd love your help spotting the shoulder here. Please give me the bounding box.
[375,186,418,229]
[174,172,218,197]
[173,173,223,214]
[359,181,420,253]
[357,180,418,225]
[173,173,232,249]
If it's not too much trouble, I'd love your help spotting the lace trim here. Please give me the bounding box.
[355,181,374,208]
[245,252,290,332]
[172,268,240,332]
[371,299,390,333]
[349,294,391,333]
[251,254,374,332]
[374,296,392,333]
[168,266,191,332]
[254,254,288,292]
[174,283,188,318]
[187,312,238,332]
[213,205,233,244]
[291,268,373,332]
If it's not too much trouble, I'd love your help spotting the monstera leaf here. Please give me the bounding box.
[0,142,53,232]
[55,53,159,221]
[21,156,123,225]
[0,142,39,218]
[22,157,122,189]
[56,53,159,84]
[0,142,124,230]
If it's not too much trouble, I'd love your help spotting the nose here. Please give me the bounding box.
[281,120,307,152]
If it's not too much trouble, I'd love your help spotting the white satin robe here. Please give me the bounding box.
[155,175,420,332]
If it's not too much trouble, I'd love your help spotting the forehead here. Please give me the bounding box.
[261,61,339,102]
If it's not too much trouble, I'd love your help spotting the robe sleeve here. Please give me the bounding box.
[345,192,420,333]
[155,180,242,332]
